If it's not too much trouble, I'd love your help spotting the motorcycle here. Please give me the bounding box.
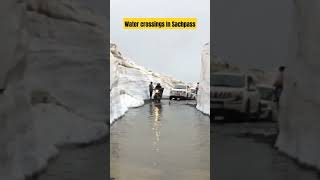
[153,89,162,103]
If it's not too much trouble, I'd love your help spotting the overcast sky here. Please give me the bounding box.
[110,0,210,83]
[78,0,293,77]
[213,0,293,71]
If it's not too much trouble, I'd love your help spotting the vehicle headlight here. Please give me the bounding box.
[155,89,159,93]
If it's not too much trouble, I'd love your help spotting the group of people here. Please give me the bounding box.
[147,66,284,105]
[148,82,200,100]
[149,82,163,99]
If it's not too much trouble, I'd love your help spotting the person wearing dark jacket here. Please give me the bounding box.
[149,82,154,99]
[273,66,285,108]
[196,82,199,94]
[154,83,164,98]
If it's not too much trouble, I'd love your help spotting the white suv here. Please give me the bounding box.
[170,84,191,100]
[211,72,261,119]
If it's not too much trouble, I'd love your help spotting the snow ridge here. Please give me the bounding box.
[196,43,210,115]
[1,0,107,179]
[276,0,320,170]
[110,43,184,123]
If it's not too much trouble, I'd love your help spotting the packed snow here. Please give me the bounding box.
[1,0,107,179]
[196,43,210,115]
[276,0,320,170]
[110,43,185,123]
[0,1,39,179]
[25,0,108,141]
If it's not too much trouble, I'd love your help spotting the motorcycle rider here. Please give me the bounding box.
[154,83,163,99]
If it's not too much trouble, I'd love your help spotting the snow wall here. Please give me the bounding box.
[196,43,210,115]
[276,0,320,169]
[0,1,39,179]
[110,43,185,123]
[0,1,107,179]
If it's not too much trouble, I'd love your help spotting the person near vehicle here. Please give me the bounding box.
[155,83,162,92]
[153,83,163,101]
[196,82,199,94]
[149,82,154,99]
[155,83,164,96]
[273,66,285,108]
[155,83,162,89]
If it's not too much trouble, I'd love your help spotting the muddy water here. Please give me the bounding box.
[111,100,210,180]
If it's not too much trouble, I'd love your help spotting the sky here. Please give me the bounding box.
[110,0,210,83]
[78,0,293,77]
[213,0,293,72]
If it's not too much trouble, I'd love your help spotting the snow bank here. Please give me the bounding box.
[1,0,107,179]
[33,104,107,146]
[25,0,108,159]
[110,43,184,123]
[0,1,41,179]
[25,0,107,123]
[196,43,210,115]
[25,0,108,132]
[276,0,320,169]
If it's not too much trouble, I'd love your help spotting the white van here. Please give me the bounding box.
[169,84,191,100]
[211,72,261,119]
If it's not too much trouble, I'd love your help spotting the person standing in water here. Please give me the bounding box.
[149,82,154,99]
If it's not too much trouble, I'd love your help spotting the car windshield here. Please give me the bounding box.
[174,85,186,89]
[212,74,245,88]
[258,87,274,101]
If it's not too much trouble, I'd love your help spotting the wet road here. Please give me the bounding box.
[32,142,108,180]
[30,102,319,180]
[212,121,320,180]
[111,100,210,180]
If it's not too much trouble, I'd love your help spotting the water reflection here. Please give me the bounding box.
[150,103,162,121]
[111,100,210,180]
[150,103,162,153]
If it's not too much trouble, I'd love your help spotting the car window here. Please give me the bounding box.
[174,85,186,89]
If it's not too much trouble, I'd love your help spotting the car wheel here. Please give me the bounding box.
[169,96,172,100]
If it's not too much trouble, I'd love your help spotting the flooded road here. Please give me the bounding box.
[212,122,320,180]
[111,100,210,180]
[30,105,320,180]
[33,142,108,180]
